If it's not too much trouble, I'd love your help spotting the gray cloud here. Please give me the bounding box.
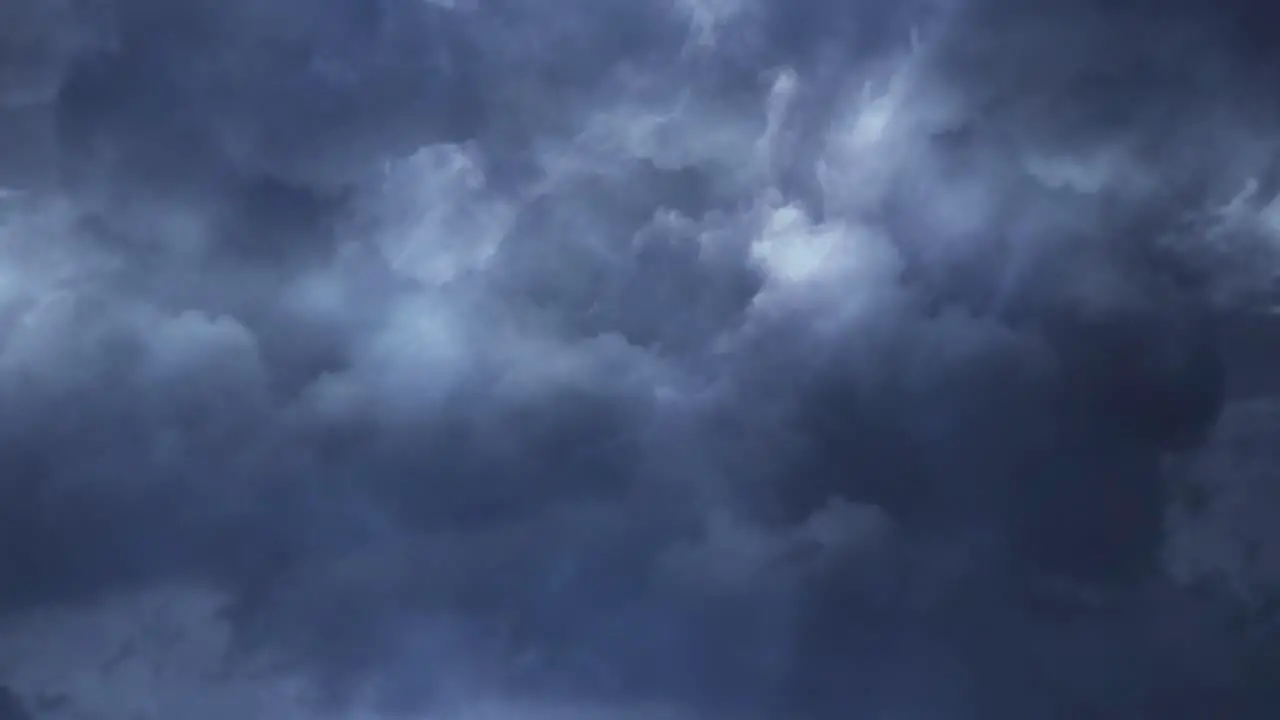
[2,0,1280,718]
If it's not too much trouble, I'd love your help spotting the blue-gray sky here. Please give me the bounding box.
[2,1,1280,718]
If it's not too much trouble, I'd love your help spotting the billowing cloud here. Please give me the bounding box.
[2,0,1280,718]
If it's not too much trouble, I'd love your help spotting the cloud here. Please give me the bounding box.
[3,1,1280,718]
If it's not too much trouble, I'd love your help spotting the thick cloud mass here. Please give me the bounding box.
[3,1,1280,718]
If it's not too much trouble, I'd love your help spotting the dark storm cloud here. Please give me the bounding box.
[3,0,1280,718]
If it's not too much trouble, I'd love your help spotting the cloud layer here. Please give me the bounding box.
[3,1,1280,718]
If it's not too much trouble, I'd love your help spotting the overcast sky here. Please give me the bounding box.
[2,1,1280,718]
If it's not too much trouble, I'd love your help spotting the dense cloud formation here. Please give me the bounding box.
[3,0,1280,718]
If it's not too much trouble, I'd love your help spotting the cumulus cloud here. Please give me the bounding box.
[3,0,1280,718]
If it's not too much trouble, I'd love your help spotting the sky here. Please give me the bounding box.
[2,1,1280,718]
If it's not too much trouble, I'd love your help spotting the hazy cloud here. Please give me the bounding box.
[2,0,1280,718]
